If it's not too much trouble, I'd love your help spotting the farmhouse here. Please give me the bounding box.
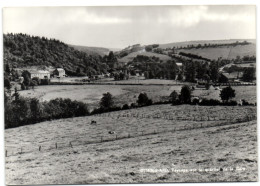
[28,70,50,79]
[53,68,66,78]
[220,72,243,82]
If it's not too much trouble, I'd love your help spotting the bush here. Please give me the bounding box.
[122,104,130,110]
[4,95,89,129]
[41,78,50,85]
[21,83,26,90]
[223,100,238,106]
[32,77,40,85]
[199,98,221,106]
[191,98,200,105]
[220,86,235,103]
[242,99,249,106]
[179,85,191,104]
[100,92,114,109]
[137,92,152,106]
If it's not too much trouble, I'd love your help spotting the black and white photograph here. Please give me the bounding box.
[2,2,258,185]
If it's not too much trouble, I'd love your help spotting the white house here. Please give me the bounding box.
[53,68,66,78]
[28,70,50,79]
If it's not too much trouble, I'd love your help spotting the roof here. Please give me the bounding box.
[222,72,243,79]
[28,70,50,74]
[56,68,65,72]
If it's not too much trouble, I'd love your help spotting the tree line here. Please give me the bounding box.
[4,33,108,77]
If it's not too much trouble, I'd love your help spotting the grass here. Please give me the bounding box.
[19,84,182,110]
[5,104,257,184]
[19,84,256,111]
[193,86,256,104]
[118,51,171,63]
[178,44,256,60]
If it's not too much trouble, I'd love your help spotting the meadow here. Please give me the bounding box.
[5,104,257,184]
[19,83,256,111]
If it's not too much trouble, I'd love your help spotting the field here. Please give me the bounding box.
[19,83,256,111]
[19,84,182,110]
[118,51,172,63]
[5,104,257,184]
[178,44,256,60]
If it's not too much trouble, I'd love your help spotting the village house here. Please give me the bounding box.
[53,68,66,78]
[220,72,243,83]
[28,70,50,79]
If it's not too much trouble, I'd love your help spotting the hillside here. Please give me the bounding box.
[70,45,110,57]
[159,39,256,60]
[5,104,257,184]
[3,33,108,76]
[178,44,256,60]
[159,39,256,49]
[118,51,171,63]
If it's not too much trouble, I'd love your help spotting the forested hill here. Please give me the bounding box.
[3,33,108,76]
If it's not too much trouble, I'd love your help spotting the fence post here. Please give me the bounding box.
[39,146,41,151]
[70,142,73,148]
[55,143,58,149]
[5,150,7,157]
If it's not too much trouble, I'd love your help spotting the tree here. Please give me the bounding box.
[5,63,11,74]
[179,85,191,104]
[4,77,11,90]
[29,98,43,122]
[100,92,114,109]
[242,67,255,82]
[30,80,38,90]
[22,70,31,86]
[137,92,152,106]
[170,91,179,104]
[177,73,183,81]
[220,86,235,103]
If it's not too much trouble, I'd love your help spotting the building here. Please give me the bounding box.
[28,70,50,79]
[221,72,243,83]
[53,68,66,78]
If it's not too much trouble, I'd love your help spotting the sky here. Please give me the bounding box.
[3,5,256,49]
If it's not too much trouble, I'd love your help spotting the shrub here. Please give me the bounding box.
[137,92,152,106]
[130,103,138,108]
[32,77,40,85]
[21,83,26,90]
[199,98,221,106]
[100,92,114,109]
[223,100,238,106]
[242,99,249,106]
[122,104,130,110]
[41,78,50,85]
[191,98,200,105]
[179,85,191,104]
[220,86,235,103]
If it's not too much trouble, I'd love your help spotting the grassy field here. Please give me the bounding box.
[118,51,171,63]
[19,84,183,110]
[5,104,257,184]
[193,86,256,104]
[178,44,256,60]
[19,84,256,111]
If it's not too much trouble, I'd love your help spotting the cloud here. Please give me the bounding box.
[157,5,255,27]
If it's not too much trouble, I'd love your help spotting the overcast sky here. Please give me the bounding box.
[3,5,256,49]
